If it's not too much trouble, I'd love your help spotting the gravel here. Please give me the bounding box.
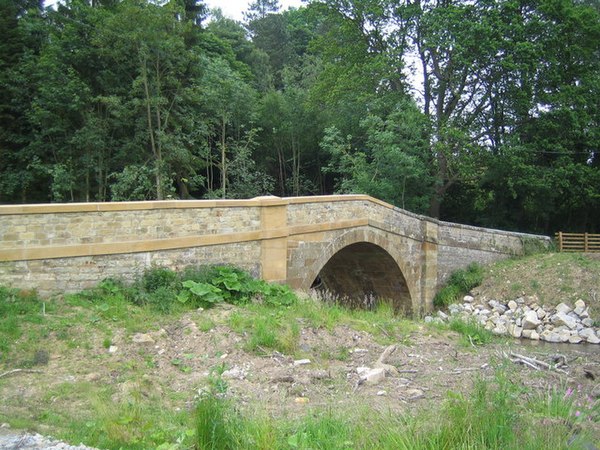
[0,430,99,450]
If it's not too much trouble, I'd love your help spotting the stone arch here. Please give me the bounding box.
[297,227,416,313]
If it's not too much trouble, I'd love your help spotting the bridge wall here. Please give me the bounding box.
[0,195,550,311]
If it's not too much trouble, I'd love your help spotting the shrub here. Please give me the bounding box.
[434,263,483,308]
[141,267,178,293]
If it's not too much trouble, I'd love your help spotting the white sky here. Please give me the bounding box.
[46,1,305,20]
[205,0,304,21]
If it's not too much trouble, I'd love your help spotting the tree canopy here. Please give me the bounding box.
[1,0,599,234]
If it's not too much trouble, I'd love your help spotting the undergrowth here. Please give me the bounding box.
[434,263,484,308]
[190,368,593,450]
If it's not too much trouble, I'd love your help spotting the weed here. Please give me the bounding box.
[434,263,484,308]
[447,318,493,346]
[141,267,178,293]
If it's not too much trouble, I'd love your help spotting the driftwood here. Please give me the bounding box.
[0,368,43,379]
[504,351,569,374]
[374,345,399,375]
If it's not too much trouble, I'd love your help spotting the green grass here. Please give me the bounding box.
[434,263,484,308]
[190,369,594,450]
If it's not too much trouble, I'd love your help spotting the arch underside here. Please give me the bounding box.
[311,242,412,314]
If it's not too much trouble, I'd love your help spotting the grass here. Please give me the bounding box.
[189,369,594,450]
[2,261,599,449]
[434,263,484,308]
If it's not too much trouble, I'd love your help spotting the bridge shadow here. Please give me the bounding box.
[309,242,412,314]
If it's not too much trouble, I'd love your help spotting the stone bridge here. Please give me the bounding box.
[0,195,549,313]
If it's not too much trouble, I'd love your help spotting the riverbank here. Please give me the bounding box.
[0,254,599,448]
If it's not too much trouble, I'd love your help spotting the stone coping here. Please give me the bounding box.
[0,194,550,242]
[0,194,386,215]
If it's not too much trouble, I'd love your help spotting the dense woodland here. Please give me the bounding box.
[1,0,599,234]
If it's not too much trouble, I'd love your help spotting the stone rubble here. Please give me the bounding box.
[428,296,600,344]
[0,429,98,450]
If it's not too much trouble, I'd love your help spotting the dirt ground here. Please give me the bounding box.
[2,304,599,431]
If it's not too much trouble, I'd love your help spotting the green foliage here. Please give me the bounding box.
[141,268,179,293]
[180,280,224,307]
[447,318,494,346]
[189,369,590,450]
[434,263,484,308]
[2,0,599,233]
[0,286,43,359]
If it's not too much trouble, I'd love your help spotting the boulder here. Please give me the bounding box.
[579,328,600,344]
[522,310,541,330]
[463,295,474,303]
[568,335,583,344]
[550,312,578,330]
[493,323,508,335]
[540,330,562,343]
[508,300,518,311]
[508,324,523,338]
[582,318,594,327]
[555,302,572,314]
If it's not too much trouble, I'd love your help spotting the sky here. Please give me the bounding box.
[205,0,304,21]
[46,1,305,20]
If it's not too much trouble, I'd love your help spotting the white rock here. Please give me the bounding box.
[360,368,385,384]
[222,367,247,379]
[493,323,508,335]
[521,329,533,339]
[508,324,523,338]
[108,346,118,353]
[582,318,594,327]
[424,316,434,323]
[551,312,578,330]
[536,309,547,320]
[508,300,518,311]
[558,330,571,343]
[522,310,541,330]
[480,308,491,316]
[555,303,572,314]
[294,359,311,366]
[356,367,371,376]
[132,333,155,344]
[579,328,600,344]
[574,299,586,310]
[579,308,590,319]
[463,295,474,303]
[540,330,562,343]
[515,297,526,304]
[449,304,462,315]
[376,390,387,396]
[568,335,583,344]
[437,311,449,321]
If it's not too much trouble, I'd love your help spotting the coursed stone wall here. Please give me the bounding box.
[0,195,550,311]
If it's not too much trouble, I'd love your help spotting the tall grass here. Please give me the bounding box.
[434,263,484,307]
[193,369,594,450]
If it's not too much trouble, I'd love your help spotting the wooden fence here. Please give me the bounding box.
[555,232,600,252]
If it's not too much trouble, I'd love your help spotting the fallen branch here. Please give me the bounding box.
[374,345,399,376]
[510,352,551,369]
[504,352,569,374]
[0,369,43,379]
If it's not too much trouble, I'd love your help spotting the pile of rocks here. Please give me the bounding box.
[428,296,600,344]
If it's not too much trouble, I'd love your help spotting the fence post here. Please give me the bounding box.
[584,232,588,252]
[558,232,563,252]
